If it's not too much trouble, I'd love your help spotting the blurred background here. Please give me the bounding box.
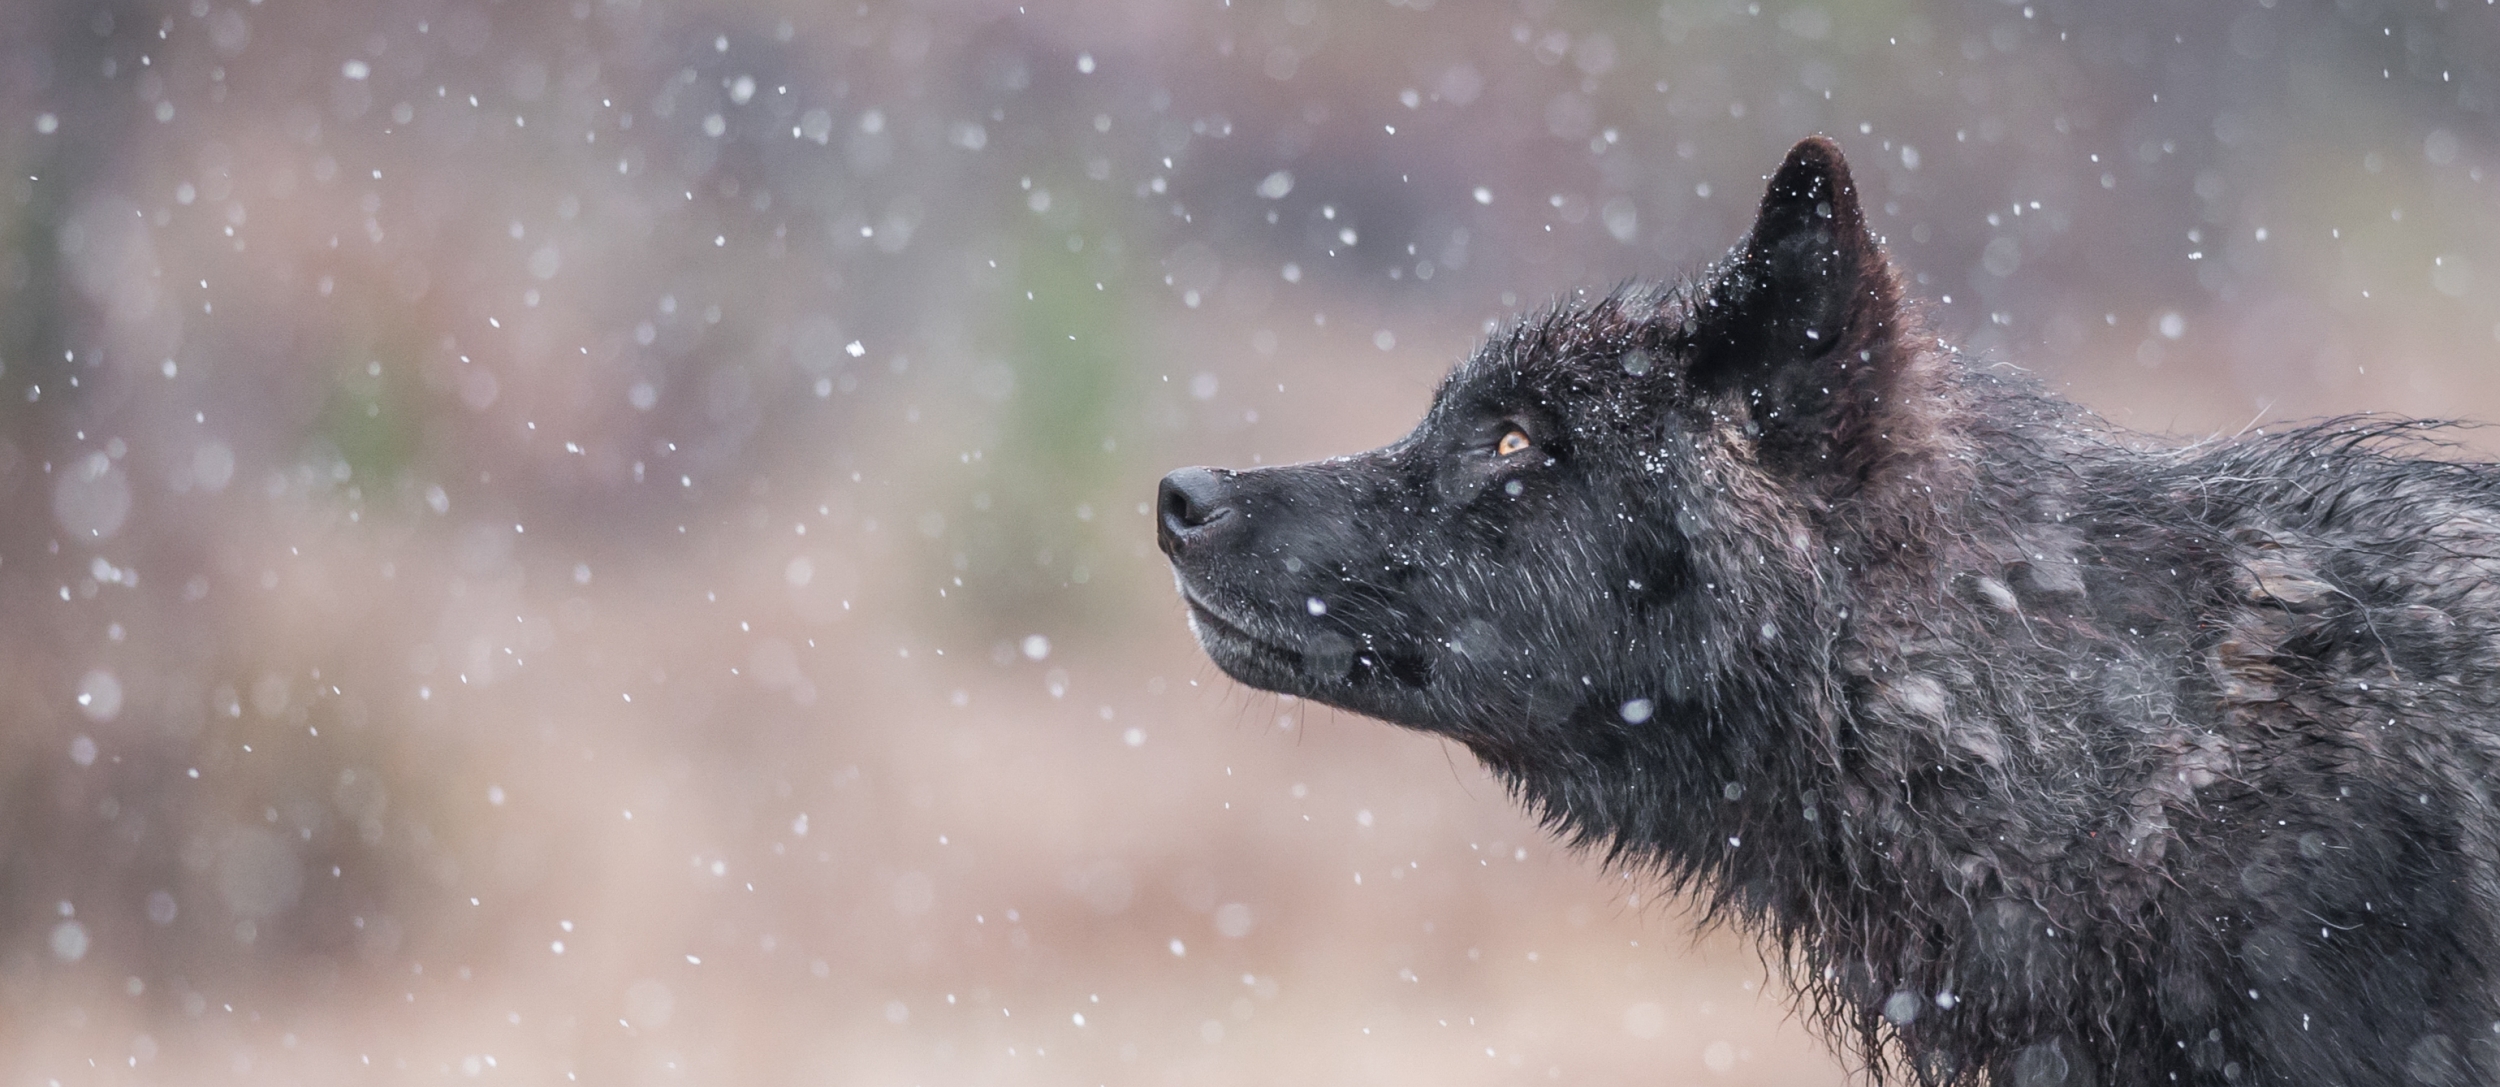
[0,0,2493,1082]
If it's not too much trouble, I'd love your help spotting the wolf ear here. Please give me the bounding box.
[1685,137,1912,472]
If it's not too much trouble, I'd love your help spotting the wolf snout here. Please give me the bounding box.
[1157,466,1240,556]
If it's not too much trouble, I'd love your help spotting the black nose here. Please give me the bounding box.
[1158,467,1237,556]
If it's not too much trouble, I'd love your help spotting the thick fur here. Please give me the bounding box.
[1156,137,2500,1086]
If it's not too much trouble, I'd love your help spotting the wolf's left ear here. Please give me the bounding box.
[1685,136,1912,471]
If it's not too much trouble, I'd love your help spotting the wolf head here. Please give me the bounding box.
[1157,137,1957,791]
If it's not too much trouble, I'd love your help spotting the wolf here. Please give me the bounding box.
[1156,136,2500,1086]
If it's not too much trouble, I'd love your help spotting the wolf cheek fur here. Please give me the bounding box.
[1157,135,2500,1087]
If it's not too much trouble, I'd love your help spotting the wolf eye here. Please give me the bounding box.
[1495,429,1532,456]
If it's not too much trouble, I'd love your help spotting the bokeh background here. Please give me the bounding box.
[0,0,2494,1082]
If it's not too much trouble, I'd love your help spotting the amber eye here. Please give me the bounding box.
[1495,429,1532,456]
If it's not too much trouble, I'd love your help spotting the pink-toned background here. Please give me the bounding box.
[0,0,2494,1082]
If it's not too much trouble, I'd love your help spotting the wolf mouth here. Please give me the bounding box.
[1180,592,1306,680]
[1181,587,1435,700]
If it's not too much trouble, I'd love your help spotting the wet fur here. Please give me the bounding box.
[1157,137,2500,1086]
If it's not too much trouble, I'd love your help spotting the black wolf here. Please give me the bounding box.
[1157,136,2500,1086]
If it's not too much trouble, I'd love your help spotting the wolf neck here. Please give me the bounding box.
[1478,625,1926,961]
[1482,670,1857,933]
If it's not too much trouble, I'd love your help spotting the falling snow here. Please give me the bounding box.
[0,0,2486,1082]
